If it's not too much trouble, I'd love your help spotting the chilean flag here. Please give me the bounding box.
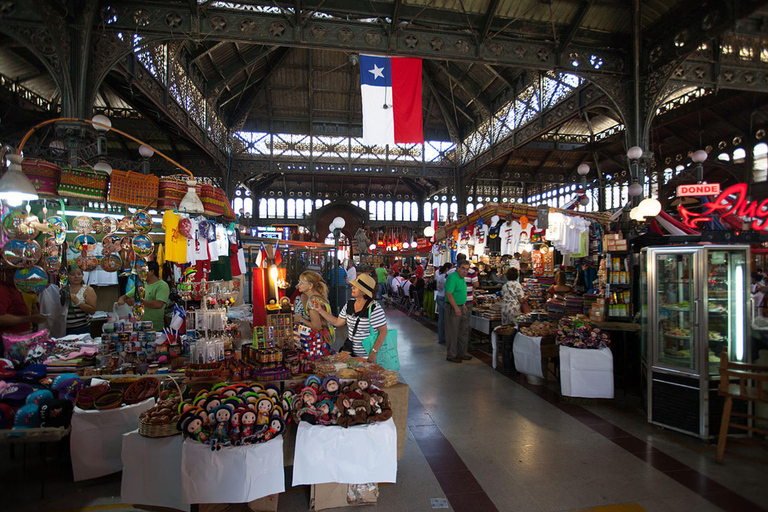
[273,242,282,267]
[255,242,268,268]
[360,54,423,146]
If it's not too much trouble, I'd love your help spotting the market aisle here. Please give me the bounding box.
[385,308,768,512]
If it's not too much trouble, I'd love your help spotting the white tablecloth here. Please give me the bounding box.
[292,418,397,486]
[121,430,189,512]
[70,398,154,481]
[181,437,284,504]
[513,333,544,378]
[559,345,614,398]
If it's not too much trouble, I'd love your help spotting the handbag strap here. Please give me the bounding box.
[349,298,372,339]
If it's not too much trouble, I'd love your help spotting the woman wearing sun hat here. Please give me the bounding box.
[317,273,388,363]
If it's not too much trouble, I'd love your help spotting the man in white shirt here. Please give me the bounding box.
[391,273,406,296]
[346,261,357,292]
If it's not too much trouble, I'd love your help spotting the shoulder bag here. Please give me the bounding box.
[361,303,400,371]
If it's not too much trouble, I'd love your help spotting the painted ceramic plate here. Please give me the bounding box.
[133,211,152,234]
[45,216,67,245]
[2,211,39,241]
[135,261,149,281]
[101,217,118,234]
[76,255,98,272]
[120,235,133,251]
[72,234,96,254]
[102,234,121,254]
[131,234,153,259]
[43,255,62,273]
[14,266,48,294]
[2,240,41,268]
[92,220,104,235]
[99,253,122,272]
[120,216,135,233]
[72,215,92,234]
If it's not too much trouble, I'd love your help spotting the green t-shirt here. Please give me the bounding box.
[445,272,468,306]
[375,267,387,283]
[127,279,170,332]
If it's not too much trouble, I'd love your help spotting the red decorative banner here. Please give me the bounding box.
[679,183,768,230]
[677,183,721,197]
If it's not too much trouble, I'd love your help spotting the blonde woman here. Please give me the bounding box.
[293,271,335,347]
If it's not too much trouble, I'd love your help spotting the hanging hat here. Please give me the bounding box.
[349,273,377,298]
[178,217,194,239]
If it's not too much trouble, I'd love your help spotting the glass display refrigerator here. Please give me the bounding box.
[641,245,750,439]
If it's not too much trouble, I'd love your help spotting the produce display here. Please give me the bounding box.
[312,352,399,388]
[519,321,557,337]
[555,316,610,349]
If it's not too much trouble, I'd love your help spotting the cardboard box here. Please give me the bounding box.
[310,483,378,511]
[385,382,409,461]
[197,494,278,512]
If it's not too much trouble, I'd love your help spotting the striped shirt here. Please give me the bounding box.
[339,300,387,357]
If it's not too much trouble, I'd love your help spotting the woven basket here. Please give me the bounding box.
[75,384,110,410]
[21,158,61,197]
[138,377,182,438]
[58,158,109,200]
[109,377,138,391]
[124,376,160,405]
[158,176,201,210]
[108,170,159,208]
[199,183,225,216]
[94,389,124,410]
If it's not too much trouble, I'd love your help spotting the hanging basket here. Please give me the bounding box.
[21,158,61,197]
[108,170,159,207]
[158,175,201,210]
[58,157,109,201]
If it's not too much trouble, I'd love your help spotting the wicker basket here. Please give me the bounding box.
[21,158,61,197]
[138,377,182,438]
[158,175,202,210]
[108,170,159,207]
[94,389,124,410]
[109,377,138,391]
[124,376,160,405]
[58,157,109,200]
[75,384,110,410]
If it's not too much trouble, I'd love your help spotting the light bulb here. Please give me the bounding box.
[630,207,644,221]
[627,146,644,160]
[139,145,154,158]
[577,163,590,176]
[333,216,345,229]
[368,243,376,251]
[93,160,112,174]
[638,197,662,218]
[91,114,112,132]
[628,182,643,197]
[423,226,435,237]
[691,150,708,163]
[579,195,589,205]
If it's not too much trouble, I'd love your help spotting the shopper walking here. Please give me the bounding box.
[501,268,526,325]
[66,266,98,335]
[445,259,471,363]
[317,274,388,363]
[293,270,335,348]
[435,262,451,344]
[375,263,388,299]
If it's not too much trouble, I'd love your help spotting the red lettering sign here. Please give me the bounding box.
[676,183,721,197]
[679,183,768,231]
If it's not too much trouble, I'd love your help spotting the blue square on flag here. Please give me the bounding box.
[360,54,423,146]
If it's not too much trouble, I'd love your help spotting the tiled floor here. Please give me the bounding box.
[3,308,767,512]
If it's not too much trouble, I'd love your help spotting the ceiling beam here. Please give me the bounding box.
[557,1,591,55]
[479,0,501,44]
[423,71,459,143]
[208,46,279,96]
[428,61,490,118]
[188,41,228,66]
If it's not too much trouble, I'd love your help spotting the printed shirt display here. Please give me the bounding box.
[162,210,187,263]
[473,224,489,257]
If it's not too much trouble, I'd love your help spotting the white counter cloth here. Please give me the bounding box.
[70,398,154,481]
[513,333,544,378]
[181,437,284,504]
[559,345,615,398]
[121,430,189,512]
[292,418,397,486]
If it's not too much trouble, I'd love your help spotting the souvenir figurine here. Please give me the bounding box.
[316,400,335,426]
[257,416,285,442]
[255,397,273,426]
[335,394,356,428]
[202,396,222,425]
[322,376,341,398]
[241,409,257,443]
[230,408,242,446]
[210,404,233,451]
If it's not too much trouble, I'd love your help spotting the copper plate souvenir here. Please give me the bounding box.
[102,234,121,254]
[2,240,41,268]
[101,217,118,234]
[76,254,98,272]
[43,255,62,273]
[14,266,48,294]
[120,216,135,233]
[43,238,60,257]
[131,234,153,259]
[99,253,122,272]
[92,220,104,234]
[2,211,39,241]
[136,262,149,281]
[120,235,133,251]
[72,215,92,234]
[72,234,97,254]
[133,211,152,234]
[132,303,145,320]
[45,216,67,245]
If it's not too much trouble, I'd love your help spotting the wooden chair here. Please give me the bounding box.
[716,346,768,463]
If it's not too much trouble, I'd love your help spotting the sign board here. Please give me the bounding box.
[676,183,721,197]
[679,182,768,231]
[251,226,291,239]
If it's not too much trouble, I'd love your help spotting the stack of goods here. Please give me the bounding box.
[297,325,332,361]
[0,371,78,431]
[556,316,611,349]
[176,382,293,449]
[519,321,558,338]
[73,376,160,411]
[481,302,503,321]
[238,347,290,381]
[139,395,182,438]
[547,298,565,321]
[565,296,585,317]
[289,375,392,428]
[265,314,293,348]
[312,353,399,388]
[523,277,546,310]
[102,320,166,367]
[583,293,601,315]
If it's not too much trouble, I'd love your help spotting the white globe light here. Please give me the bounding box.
[423,226,435,237]
[630,207,644,221]
[578,195,589,205]
[627,146,644,160]
[638,197,662,218]
[691,150,708,163]
[577,163,590,176]
[93,160,112,174]
[368,243,376,251]
[139,145,154,158]
[333,216,345,229]
[628,182,643,197]
[91,114,111,132]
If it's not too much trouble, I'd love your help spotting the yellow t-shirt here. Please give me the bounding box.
[162,210,187,263]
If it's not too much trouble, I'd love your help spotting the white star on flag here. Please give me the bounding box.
[368,64,385,80]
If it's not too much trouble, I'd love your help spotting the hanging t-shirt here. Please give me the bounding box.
[499,222,516,256]
[186,219,199,265]
[473,225,489,257]
[215,225,230,257]
[162,210,187,263]
[194,222,209,262]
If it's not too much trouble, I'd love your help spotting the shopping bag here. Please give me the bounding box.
[361,304,399,371]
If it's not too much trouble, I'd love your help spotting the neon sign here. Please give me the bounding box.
[679,183,768,230]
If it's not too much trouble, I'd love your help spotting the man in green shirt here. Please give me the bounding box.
[445,260,470,363]
[118,261,170,332]
[375,263,388,299]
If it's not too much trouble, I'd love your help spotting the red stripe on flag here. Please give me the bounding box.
[391,57,423,144]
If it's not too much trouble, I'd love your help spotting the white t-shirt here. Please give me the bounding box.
[215,225,229,257]
[473,225,489,257]
[347,266,357,285]
[194,223,209,262]
[186,219,198,265]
